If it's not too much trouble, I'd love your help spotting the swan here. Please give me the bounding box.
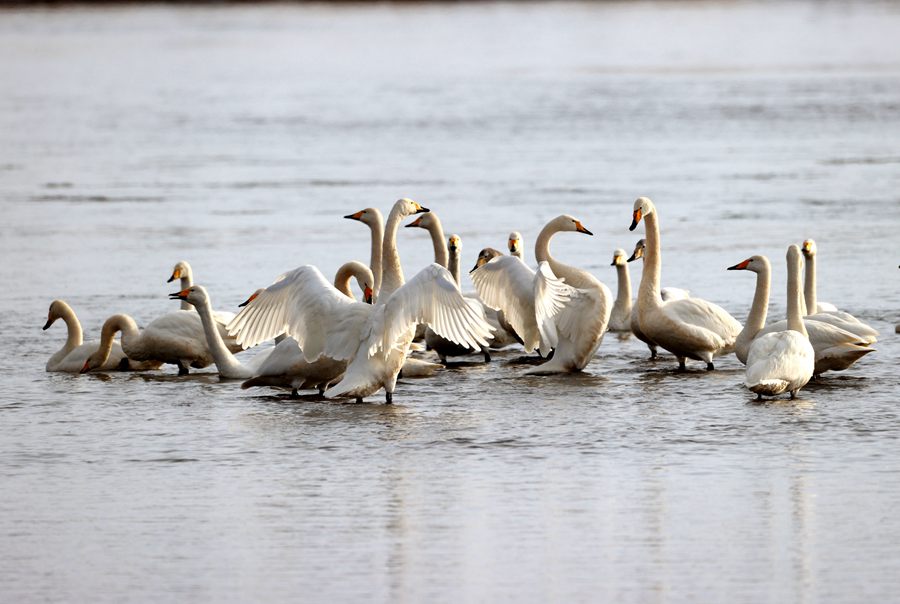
[472,247,523,347]
[727,255,874,376]
[799,239,878,343]
[239,261,378,394]
[43,299,159,373]
[405,211,448,268]
[473,215,610,374]
[608,248,632,332]
[508,232,524,260]
[227,198,494,403]
[82,310,213,375]
[167,260,241,353]
[629,197,741,370]
[344,207,384,297]
[423,234,491,363]
[744,245,815,399]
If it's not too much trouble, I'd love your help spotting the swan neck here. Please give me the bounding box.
[179,266,194,311]
[195,297,244,375]
[99,314,139,362]
[637,211,662,308]
[379,205,406,301]
[787,254,808,337]
[369,213,384,297]
[333,268,354,298]
[58,301,83,351]
[613,264,632,316]
[735,262,771,361]
[803,254,816,316]
[427,219,448,268]
[449,248,461,285]
[534,222,556,265]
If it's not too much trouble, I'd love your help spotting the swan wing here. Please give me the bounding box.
[661,287,690,301]
[746,331,814,390]
[471,255,542,352]
[533,261,575,356]
[661,297,742,349]
[227,265,372,361]
[372,263,494,357]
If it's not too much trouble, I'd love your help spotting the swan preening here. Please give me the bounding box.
[48,196,879,403]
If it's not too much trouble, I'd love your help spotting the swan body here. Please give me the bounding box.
[629,198,741,370]
[609,248,632,332]
[167,260,241,353]
[800,239,878,342]
[43,300,156,372]
[228,199,493,403]
[744,246,814,399]
[728,255,874,376]
[83,310,213,375]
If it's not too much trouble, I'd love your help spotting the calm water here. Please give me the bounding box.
[2,2,900,601]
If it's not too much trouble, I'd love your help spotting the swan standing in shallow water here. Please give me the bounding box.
[799,239,878,343]
[43,300,158,373]
[608,248,633,332]
[343,207,384,298]
[228,199,493,403]
[629,197,741,370]
[744,245,815,399]
[167,260,241,353]
[473,215,611,374]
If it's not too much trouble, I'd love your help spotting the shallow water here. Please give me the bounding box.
[2,2,900,601]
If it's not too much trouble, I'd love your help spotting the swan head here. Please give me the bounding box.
[471,247,503,273]
[801,239,817,258]
[364,284,374,304]
[168,285,209,307]
[167,260,191,283]
[630,197,655,231]
[508,232,523,255]
[727,254,770,273]
[343,207,380,226]
[405,212,437,230]
[43,299,65,330]
[551,214,593,235]
[611,248,627,267]
[395,198,429,217]
[627,239,646,262]
[448,234,461,255]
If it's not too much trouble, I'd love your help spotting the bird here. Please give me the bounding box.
[608,248,633,332]
[43,299,158,372]
[744,245,815,399]
[629,197,741,370]
[343,207,384,298]
[508,232,524,260]
[166,260,241,353]
[227,198,494,403]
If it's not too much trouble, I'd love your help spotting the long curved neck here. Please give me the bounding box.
[787,254,808,337]
[368,213,384,297]
[535,222,600,290]
[194,297,245,377]
[333,267,355,299]
[379,206,407,301]
[179,268,193,311]
[637,212,663,308]
[613,264,632,316]
[58,302,83,352]
[98,314,140,362]
[426,219,448,268]
[449,248,460,285]
[735,263,771,362]
[803,254,816,316]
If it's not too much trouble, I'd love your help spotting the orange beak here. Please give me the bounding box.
[727,259,751,271]
[406,216,424,228]
[574,220,593,235]
[167,268,181,283]
[168,288,191,301]
[80,359,91,373]
[344,210,365,221]
[364,285,374,304]
[629,208,642,231]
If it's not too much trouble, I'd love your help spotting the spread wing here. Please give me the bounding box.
[370,264,494,357]
[533,261,576,356]
[471,256,542,352]
[226,265,372,361]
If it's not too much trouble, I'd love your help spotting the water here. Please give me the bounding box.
[2,2,900,601]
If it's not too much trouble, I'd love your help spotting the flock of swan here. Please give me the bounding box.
[43,197,879,403]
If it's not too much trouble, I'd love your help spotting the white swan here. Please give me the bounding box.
[344,207,384,297]
[799,239,878,343]
[228,199,494,403]
[629,197,741,370]
[473,215,610,374]
[608,248,632,332]
[744,245,815,399]
[508,231,524,260]
[43,299,159,373]
[727,255,874,376]
[167,260,241,353]
[239,261,378,394]
[405,211,448,268]
[82,310,213,375]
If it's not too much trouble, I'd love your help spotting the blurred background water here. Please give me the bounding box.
[1,2,899,602]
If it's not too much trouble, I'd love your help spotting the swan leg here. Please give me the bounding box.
[649,346,658,360]
[790,390,797,400]
[318,386,326,396]
[706,362,715,371]
[385,391,393,404]
[177,361,189,376]
[757,393,763,401]
[291,388,299,398]
[117,357,131,371]
[355,397,363,404]
[438,353,447,364]
[677,358,686,371]
[481,346,491,363]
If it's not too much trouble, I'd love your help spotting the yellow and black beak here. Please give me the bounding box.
[626,251,639,262]
[629,208,642,231]
[238,291,260,307]
[169,288,191,301]
[405,216,424,228]
[414,202,430,214]
[574,220,593,236]
[167,267,181,283]
[344,210,365,221]
[364,285,374,304]
[470,257,486,273]
[727,259,751,271]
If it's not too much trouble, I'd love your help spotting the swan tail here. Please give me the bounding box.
[748,379,789,396]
